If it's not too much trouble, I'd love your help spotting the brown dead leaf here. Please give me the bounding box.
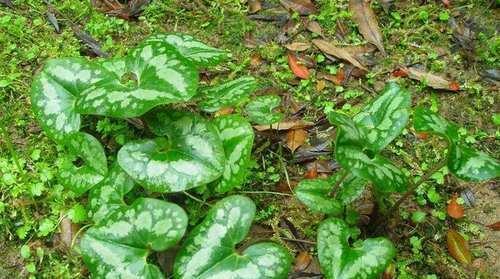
[415,131,429,140]
[447,193,464,219]
[294,251,312,272]
[253,120,314,131]
[306,20,323,36]
[447,229,472,265]
[349,0,386,55]
[316,79,326,91]
[304,165,318,179]
[318,68,345,85]
[486,221,500,231]
[287,128,307,152]
[288,52,310,79]
[59,216,80,249]
[280,0,316,15]
[344,44,377,57]
[405,67,460,91]
[248,0,262,13]
[312,39,367,70]
[92,0,151,20]
[250,53,263,68]
[285,42,311,52]
[382,263,396,279]
[214,107,234,117]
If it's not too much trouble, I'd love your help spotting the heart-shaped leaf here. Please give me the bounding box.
[414,108,500,181]
[245,95,284,125]
[199,77,257,112]
[174,195,292,279]
[59,132,108,196]
[80,198,188,278]
[144,33,228,67]
[212,115,254,193]
[88,163,135,224]
[329,112,408,193]
[119,111,225,192]
[295,173,367,216]
[75,41,198,118]
[318,218,396,279]
[30,59,110,141]
[352,82,411,152]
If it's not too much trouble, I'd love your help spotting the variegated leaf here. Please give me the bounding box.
[318,218,396,279]
[414,108,500,181]
[199,77,257,112]
[296,173,367,215]
[245,95,284,125]
[144,33,228,66]
[59,132,107,196]
[174,195,292,279]
[30,59,111,141]
[119,111,225,192]
[80,198,188,278]
[336,145,407,192]
[212,115,254,193]
[75,41,198,118]
[352,82,411,152]
[88,163,135,224]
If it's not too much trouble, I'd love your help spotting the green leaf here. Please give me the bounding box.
[245,95,284,125]
[59,132,107,196]
[75,41,198,118]
[212,115,254,193]
[295,178,343,216]
[352,82,411,152]
[30,58,110,141]
[88,163,135,224]
[144,33,228,67]
[174,195,292,279]
[335,174,368,205]
[119,111,225,192]
[414,108,500,181]
[199,77,257,112]
[318,218,396,279]
[80,198,188,278]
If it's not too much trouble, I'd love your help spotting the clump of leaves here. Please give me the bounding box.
[295,82,499,279]
[31,33,291,278]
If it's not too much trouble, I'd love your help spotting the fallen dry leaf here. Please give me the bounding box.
[214,107,234,117]
[253,120,314,131]
[447,229,472,265]
[442,0,451,8]
[59,216,80,249]
[294,251,312,272]
[287,128,308,152]
[288,52,310,79]
[306,20,323,36]
[349,0,386,55]
[415,131,429,140]
[248,0,262,13]
[405,67,460,91]
[318,68,345,85]
[285,42,311,52]
[392,68,408,77]
[250,53,263,68]
[92,0,151,20]
[486,221,500,231]
[447,193,464,219]
[280,0,316,15]
[382,263,396,279]
[312,39,367,71]
[304,166,318,179]
[316,79,326,91]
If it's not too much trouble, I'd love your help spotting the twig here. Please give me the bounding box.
[280,237,316,245]
[238,191,293,197]
[183,191,212,207]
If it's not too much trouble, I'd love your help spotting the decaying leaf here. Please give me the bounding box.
[446,229,472,265]
[288,52,310,79]
[73,28,109,57]
[316,79,326,91]
[285,42,311,52]
[312,39,367,71]
[382,263,396,279]
[349,0,386,55]
[91,0,151,20]
[318,69,345,85]
[214,107,234,117]
[287,128,308,152]
[253,119,314,131]
[280,0,316,15]
[405,67,460,91]
[306,20,323,36]
[486,221,500,231]
[447,193,464,219]
[379,0,393,13]
[58,216,79,249]
[304,163,318,179]
[294,251,312,272]
[248,0,262,13]
[46,12,60,33]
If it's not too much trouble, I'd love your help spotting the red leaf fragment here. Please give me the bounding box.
[447,193,464,219]
[486,221,500,231]
[288,52,310,79]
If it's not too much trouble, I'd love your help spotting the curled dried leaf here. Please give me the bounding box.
[312,39,367,71]
[349,0,386,55]
[405,67,460,91]
[285,42,311,52]
[446,229,472,265]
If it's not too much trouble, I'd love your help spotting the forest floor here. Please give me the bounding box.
[0,0,499,278]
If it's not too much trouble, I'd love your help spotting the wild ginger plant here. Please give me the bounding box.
[295,82,499,279]
[31,33,292,278]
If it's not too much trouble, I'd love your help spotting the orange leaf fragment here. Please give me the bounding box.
[446,229,472,265]
[447,193,464,219]
[294,251,312,272]
[415,131,429,140]
[288,52,310,79]
[392,68,408,78]
[486,221,500,231]
[449,81,460,91]
[286,128,307,152]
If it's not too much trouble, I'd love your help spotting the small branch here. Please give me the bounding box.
[280,237,316,245]
[238,191,294,197]
[183,191,212,207]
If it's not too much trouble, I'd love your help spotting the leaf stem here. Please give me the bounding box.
[183,191,212,207]
[329,169,349,197]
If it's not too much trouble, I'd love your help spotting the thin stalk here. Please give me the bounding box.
[329,169,349,197]
[183,191,212,207]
